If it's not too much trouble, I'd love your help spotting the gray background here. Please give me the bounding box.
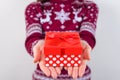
[0,0,120,80]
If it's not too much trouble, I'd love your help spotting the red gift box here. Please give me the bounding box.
[44,32,83,67]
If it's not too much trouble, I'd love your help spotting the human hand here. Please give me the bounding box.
[33,40,62,78]
[39,52,62,78]
[33,40,45,63]
[65,40,92,79]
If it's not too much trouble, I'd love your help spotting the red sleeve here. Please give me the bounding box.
[24,2,45,57]
[80,1,99,49]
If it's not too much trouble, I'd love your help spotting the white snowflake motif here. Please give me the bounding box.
[54,9,70,24]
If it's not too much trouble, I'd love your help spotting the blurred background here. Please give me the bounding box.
[0,0,120,80]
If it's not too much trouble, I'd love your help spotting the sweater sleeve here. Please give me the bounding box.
[79,1,99,49]
[24,2,44,57]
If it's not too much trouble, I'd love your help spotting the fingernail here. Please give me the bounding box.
[73,76,77,80]
[46,74,50,77]
[33,58,38,63]
[52,75,57,79]
[33,59,36,63]
[79,73,83,77]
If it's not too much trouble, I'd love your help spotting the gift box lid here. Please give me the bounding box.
[44,32,83,55]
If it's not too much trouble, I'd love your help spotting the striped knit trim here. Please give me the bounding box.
[32,68,91,80]
[80,22,96,36]
[26,23,42,37]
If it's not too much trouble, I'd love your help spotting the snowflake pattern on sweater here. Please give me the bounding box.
[25,0,99,56]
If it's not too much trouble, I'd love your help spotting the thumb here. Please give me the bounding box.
[33,40,45,63]
[33,46,41,63]
[83,45,91,60]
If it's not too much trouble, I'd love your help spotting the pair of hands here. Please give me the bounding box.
[33,39,91,79]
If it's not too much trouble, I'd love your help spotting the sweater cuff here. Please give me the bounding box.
[80,31,96,49]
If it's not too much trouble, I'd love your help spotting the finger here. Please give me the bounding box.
[39,61,50,77]
[68,67,73,76]
[49,67,58,79]
[33,47,41,63]
[72,67,78,79]
[55,67,61,75]
[79,64,86,77]
[79,60,87,77]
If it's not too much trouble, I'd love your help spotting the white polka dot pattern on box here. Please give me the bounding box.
[45,54,81,67]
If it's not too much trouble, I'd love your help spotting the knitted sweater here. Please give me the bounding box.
[24,0,99,79]
[25,0,98,59]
